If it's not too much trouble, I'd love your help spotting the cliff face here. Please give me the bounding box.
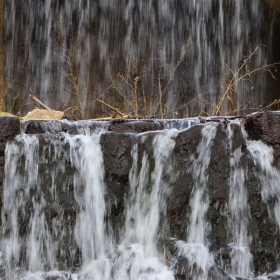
[1,114,280,279]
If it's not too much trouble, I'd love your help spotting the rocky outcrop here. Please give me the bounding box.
[245,112,280,145]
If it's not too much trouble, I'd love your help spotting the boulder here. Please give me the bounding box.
[22,108,64,120]
[244,112,280,145]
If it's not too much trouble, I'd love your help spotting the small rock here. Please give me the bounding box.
[22,109,64,120]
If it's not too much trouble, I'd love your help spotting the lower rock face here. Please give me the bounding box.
[1,114,280,279]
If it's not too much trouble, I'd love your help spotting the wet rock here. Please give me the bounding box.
[173,257,230,280]
[24,120,46,134]
[0,116,20,208]
[208,266,231,280]
[100,132,133,237]
[244,112,280,145]
[108,119,164,133]
[167,125,204,239]
[210,244,232,269]
[0,116,20,142]
[101,132,133,179]
[2,118,280,277]
[267,273,280,280]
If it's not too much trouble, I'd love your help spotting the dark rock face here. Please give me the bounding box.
[244,112,280,273]
[245,112,280,145]
[0,116,20,142]
[107,119,164,133]
[168,125,204,239]
[101,132,133,237]
[0,117,20,203]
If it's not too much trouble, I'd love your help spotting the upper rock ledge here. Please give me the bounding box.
[244,111,280,145]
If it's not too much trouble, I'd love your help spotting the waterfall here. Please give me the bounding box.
[247,140,280,231]
[2,129,109,279]
[3,118,280,279]
[1,125,181,279]
[187,125,217,244]
[227,125,253,278]
[113,130,178,280]
[4,0,274,118]
[173,125,217,280]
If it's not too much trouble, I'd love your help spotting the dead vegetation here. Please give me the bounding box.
[4,36,280,121]
[51,22,85,119]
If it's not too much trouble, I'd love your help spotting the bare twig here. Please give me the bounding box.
[96,99,127,118]
[254,99,280,116]
[81,117,113,121]
[29,90,52,110]
[213,45,280,116]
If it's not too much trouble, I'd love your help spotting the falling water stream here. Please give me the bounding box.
[226,126,253,278]
[4,0,277,117]
[2,119,280,279]
[172,125,217,280]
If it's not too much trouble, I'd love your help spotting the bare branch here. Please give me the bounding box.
[29,90,52,110]
[96,99,126,117]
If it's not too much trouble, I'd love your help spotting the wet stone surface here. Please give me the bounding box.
[245,112,280,145]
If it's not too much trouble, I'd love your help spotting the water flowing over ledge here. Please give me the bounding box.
[1,113,280,279]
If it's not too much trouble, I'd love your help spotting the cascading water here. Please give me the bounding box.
[3,117,280,279]
[173,125,217,280]
[1,123,182,279]
[226,125,253,278]
[113,130,178,280]
[2,129,109,279]
[246,139,280,232]
[4,0,277,118]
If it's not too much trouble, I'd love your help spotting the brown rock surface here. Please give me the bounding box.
[244,112,280,145]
